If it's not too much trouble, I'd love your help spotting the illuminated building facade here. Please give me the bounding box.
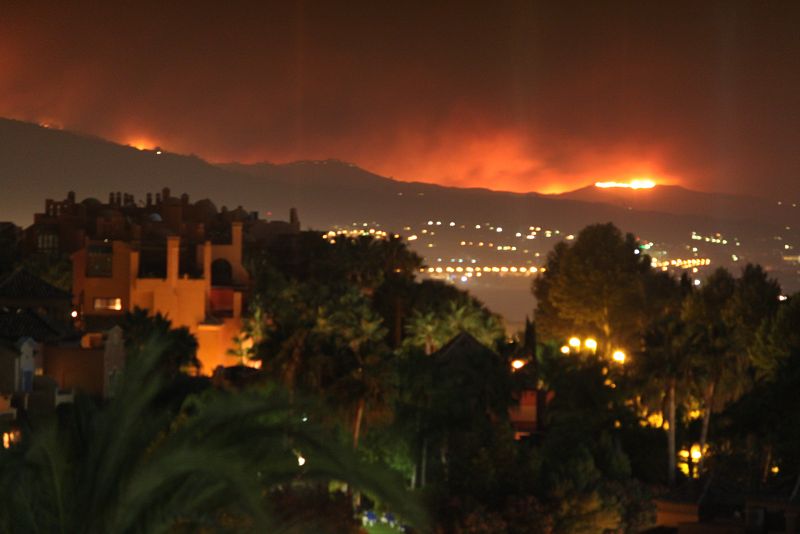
[56,188,302,373]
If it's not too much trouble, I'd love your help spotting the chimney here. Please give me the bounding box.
[166,236,180,285]
[146,193,152,207]
[202,240,212,297]
[231,221,243,252]
[130,249,140,282]
[108,192,115,205]
[162,187,170,201]
[290,207,300,230]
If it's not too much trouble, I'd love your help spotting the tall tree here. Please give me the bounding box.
[533,223,651,355]
[316,289,391,449]
[682,268,737,455]
[723,264,782,381]
[640,313,698,486]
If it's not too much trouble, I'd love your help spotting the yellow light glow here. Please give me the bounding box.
[511,359,526,370]
[568,337,581,348]
[771,465,780,474]
[690,444,702,461]
[584,338,597,351]
[612,350,626,364]
[679,449,690,459]
[646,412,664,428]
[560,345,570,354]
[595,179,656,190]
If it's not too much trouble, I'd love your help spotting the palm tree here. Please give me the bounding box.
[642,313,698,486]
[316,290,391,449]
[682,268,738,456]
[0,335,424,533]
[121,307,200,374]
[404,310,449,355]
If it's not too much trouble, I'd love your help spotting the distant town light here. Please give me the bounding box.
[612,350,626,364]
[568,337,581,348]
[511,359,526,370]
[584,338,597,351]
[560,345,570,354]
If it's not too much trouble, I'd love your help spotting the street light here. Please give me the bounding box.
[511,359,526,371]
[584,338,597,351]
[568,337,581,348]
[612,350,626,364]
[560,345,570,354]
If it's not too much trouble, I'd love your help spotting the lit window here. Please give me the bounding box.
[94,297,122,311]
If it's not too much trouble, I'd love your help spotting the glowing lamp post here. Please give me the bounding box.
[584,338,597,352]
[568,337,581,349]
[511,359,527,371]
[612,350,626,364]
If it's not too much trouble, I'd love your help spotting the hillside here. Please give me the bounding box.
[555,184,787,226]
[2,117,797,322]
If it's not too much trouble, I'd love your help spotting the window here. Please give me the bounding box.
[87,244,113,277]
[37,232,59,255]
[94,297,122,311]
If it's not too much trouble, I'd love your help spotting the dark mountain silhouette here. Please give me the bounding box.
[554,184,785,225]
[0,117,787,246]
[3,117,797,322]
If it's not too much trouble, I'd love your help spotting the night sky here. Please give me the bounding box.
[2,1,799,198]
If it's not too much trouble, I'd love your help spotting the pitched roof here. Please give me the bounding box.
[433,332,498,360]
[0,268,70,300]
[0,308,64,342]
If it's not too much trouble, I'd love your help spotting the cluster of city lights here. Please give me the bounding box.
[323,228,395,243]
[424,265,543,276]
[691,232,736,246]
[653,258,711,269]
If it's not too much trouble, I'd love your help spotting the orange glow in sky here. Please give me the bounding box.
[126,137,157,151]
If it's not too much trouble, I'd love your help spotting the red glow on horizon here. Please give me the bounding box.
[126,136,157,151]
[595,179,657,190]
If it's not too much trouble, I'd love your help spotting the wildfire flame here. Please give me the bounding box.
[594,179,656,190]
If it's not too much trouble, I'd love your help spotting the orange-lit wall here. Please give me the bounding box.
[72,240,134,315]
[73,230,248,375]
[43,345,105,396]
[209,222,249,286]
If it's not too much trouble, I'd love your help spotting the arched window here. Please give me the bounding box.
[211,259,233,286]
